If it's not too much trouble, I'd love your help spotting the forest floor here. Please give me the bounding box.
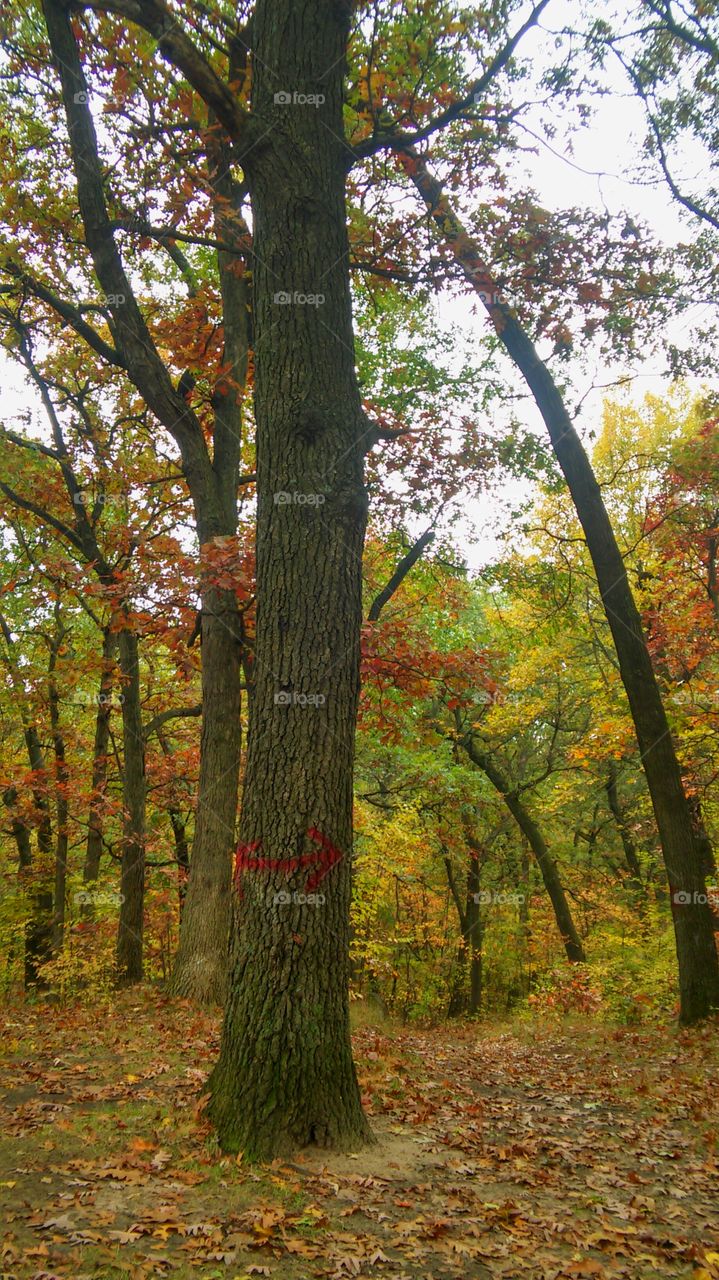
[0,991,718,1280]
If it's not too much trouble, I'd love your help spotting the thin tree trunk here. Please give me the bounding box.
[169,584,241,1002]
[208,0,372,1158]
[168,807,190,911]
[83,626,117,893]
[48,604,68,952]
[402,150,719,1022]
[1,612,54,986]
[444,839,484,1015]
[115,625,146,984]
[463,740,586,963]
[153,726,191,913]
[466,853,483,1015]
[48,617,69,954]
[444,853,468,1016]
[605,762,645,900]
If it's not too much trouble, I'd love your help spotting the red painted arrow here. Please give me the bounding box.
[233,828,343,896]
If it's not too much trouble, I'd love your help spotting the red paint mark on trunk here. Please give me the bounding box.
[233,829,343,896]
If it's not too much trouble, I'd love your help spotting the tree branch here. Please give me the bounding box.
[368,528,435,621]
[352,0,552,160]
[143,704,202,742]
[74,0,251,145]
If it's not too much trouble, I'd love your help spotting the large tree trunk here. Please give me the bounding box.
[208,0,372,1158]
[401,150,719,1023]
[463,740,586,963]
[115,626,146,984]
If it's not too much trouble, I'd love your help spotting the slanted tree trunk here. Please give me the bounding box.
[463,740,586,963]
[115,625,146,984]
[208,0,372,1158]
[402,150,719,1022]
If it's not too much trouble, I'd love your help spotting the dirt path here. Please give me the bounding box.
[1,993,717,1280]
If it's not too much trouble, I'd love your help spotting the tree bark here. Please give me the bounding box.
[208,0,372,1158]
[444,841,484,1015]
[466,852,483,1015]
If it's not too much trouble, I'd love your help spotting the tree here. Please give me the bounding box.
[390,155,719,1022]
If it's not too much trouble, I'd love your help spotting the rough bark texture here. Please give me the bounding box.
[115,626,146,984]
[208,0,373,1158]
[401,150,719,1022]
